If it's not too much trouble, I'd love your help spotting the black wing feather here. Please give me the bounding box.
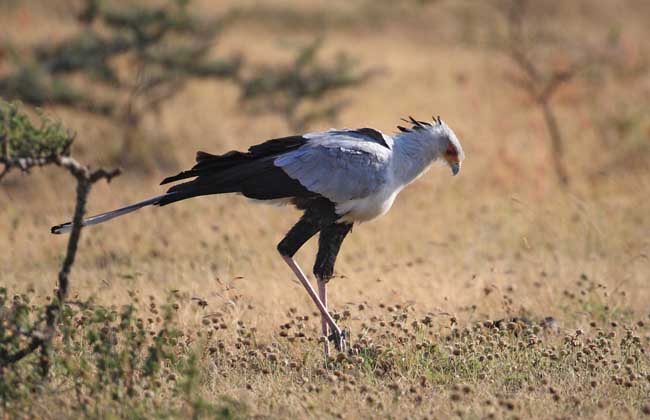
[161,135,307,185]
[156,135,316,206]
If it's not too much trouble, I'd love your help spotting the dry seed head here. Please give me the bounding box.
[499,400,515,411]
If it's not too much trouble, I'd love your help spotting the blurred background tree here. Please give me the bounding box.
[0,0,242,166]
[0,1,375,170]
[492,0,609,187]
[237,38,377,132]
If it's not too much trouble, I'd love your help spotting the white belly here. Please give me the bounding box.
[335,189,399,223]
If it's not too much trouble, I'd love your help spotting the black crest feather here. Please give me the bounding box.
[397,115,442,133]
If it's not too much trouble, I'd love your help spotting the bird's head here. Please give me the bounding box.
[397,116,465,176]
[440,121,464,176]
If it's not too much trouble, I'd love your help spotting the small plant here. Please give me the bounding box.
[237,38,376,132]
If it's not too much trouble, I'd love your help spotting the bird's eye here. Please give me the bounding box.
[445,145,457,156]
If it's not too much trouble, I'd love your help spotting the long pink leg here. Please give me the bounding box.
[318,280,330,356]
[281,255,343,350]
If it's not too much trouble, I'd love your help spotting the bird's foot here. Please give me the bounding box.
[328,328,348,352]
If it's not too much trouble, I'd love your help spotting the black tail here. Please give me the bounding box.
[51,194,169,234]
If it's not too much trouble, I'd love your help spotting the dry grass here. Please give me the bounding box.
[1,0,650,418]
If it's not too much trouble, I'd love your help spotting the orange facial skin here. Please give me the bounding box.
[445,144,460,165]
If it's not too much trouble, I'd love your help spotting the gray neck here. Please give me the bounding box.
[391,130,445,186]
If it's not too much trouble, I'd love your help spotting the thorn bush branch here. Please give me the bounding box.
[0,101,120,373]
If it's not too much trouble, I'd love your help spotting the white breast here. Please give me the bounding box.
[335,188,400,223]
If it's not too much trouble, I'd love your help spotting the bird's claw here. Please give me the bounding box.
[328,328,348,352]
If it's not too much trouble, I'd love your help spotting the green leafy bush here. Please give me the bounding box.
[0,99,74,178]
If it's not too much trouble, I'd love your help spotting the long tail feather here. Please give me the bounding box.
[50,194,171,234]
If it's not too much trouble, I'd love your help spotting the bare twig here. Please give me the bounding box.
[1,156,60,173]
[1,110,8,158]
[539,101,568,185]
[0,110,9,181]
[55,156,120,303]
[0,336,43,367]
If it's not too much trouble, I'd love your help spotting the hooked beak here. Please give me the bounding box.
[450,161,461,176]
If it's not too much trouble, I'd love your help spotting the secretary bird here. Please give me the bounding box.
[51,116,464,354]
